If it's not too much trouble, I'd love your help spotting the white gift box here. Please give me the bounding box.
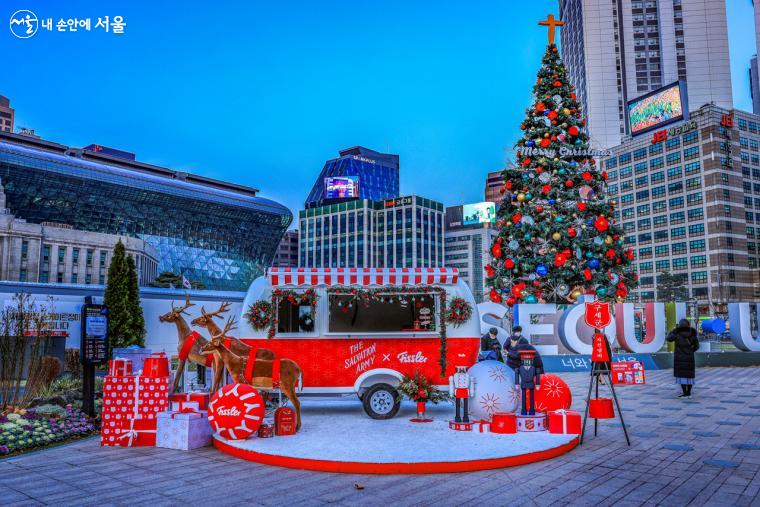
[156,411,213,451]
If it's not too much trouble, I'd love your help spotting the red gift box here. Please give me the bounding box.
[108,359,133,377]
[548,409,582,434]
[102,374,169,445]
[169,392,211,412]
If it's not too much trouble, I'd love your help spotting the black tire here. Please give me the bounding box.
[362,383,401,419]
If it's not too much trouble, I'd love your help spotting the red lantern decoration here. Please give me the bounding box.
[601,171,608,180]
[505,180,513,190]
[553,80,562,87]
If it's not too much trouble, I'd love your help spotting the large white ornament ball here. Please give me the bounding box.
[467,360,519,421]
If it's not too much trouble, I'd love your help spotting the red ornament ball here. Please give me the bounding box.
[565,180,574,188]
[540,138,551,148]
[534,374,572,412]
[568,125,580,136]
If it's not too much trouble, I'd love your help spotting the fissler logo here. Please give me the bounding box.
[217,406,241,417]
[397,351,428,363]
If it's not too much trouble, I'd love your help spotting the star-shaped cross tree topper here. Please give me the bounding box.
[538,14,564,45]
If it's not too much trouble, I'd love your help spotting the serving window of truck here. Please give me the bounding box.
[328,291,439,333]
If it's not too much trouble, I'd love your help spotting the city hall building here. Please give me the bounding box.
[0,131,292,291]
[603,104,759,314]
[298,195,444,268]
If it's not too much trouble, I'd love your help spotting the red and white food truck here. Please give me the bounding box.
[237,267,481,419]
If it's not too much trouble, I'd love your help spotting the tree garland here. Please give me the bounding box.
[445,297,473,327]
[328,286,449,377]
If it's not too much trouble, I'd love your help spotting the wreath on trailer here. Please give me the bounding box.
[244,300,273,331]
[445,297,473,328]
[328,285,449,377]
[244,289,319,338]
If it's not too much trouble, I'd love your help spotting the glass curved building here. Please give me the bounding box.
[0,132,292,291]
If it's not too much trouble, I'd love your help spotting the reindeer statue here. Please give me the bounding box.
[191,302,276,361]
[158,295,224,394]
[201,317,302,431]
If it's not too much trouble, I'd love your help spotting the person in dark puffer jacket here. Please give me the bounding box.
[666,318,700,398]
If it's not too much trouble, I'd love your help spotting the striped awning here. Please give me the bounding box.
[267,267,459,287]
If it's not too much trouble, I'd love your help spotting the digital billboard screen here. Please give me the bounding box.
[324,176,359,199]
[462,202,496,225]
[627,81,688,136]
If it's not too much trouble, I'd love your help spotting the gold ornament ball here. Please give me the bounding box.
[563,108,570,115]
[517,193,526,202]
[553,157,559,162]
[544,133,549,138]
[570,289,582,299]
[604,236,613,245]
[552,232,561,241]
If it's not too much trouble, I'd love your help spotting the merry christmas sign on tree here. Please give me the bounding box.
[486,15,637,306]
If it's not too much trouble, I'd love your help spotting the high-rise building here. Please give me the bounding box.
[0,131,291,291]
[444,204,498,303]
[603,104,760,315]
[485,170,504,203]
[298,196,444,268]
[0,96,14,133]
[273,230,299,267]
[559,0,733,149]
[751,56,760,115]
[304,146,399,209]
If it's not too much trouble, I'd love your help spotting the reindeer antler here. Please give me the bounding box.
[212,315,237,341]
[203,301,231,320]
[171,294,194,315]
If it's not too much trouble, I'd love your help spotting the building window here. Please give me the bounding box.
[651,171,664,183]
[655,260,670,271]
[86,250,93,267]
[654,230,669,242]
[640,262,653,273]
[19,269,27,282]
[672,242,686,254]
[688,224,704,236]
[671,227,686,239]
[655,245,669,257]
[652,201,666,213]
[21,240,29,260]
[691,271,707,283]
[684,161,700,175]
[667,166,682,179]
[690,255,707,268]
[683,147,700,160]
[100,251,107,267]
[689,239,705,252]
[636,204,650,216]
[669,197,684,209]
[672,257,687,269]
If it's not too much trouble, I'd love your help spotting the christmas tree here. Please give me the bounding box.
[486,21,636,306]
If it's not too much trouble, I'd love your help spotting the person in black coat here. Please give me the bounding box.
[666,318,700,398]
[504,326,543,371]
[479,328,503,362]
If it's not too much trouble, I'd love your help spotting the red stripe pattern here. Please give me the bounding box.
[267,267,459,287]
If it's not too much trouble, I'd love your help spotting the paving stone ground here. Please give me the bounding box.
[2,367,760,506]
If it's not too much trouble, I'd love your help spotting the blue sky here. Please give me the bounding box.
[2,1,756,223]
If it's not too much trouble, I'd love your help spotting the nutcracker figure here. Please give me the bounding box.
[515,350,542,416]
[449,366,475,423]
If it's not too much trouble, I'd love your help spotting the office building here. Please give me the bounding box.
[272,230,299,267]
[0,96,14,133]
[298,195,444,268]
[485,170,504,203]
[559,0,733,149]
[444,204,498,303]
[0,131,291,291]
[603,104,759,314]
[0,179,158,285]
[304,146,399,209]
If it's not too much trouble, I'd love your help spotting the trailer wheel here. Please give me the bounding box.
[362,383,400,419]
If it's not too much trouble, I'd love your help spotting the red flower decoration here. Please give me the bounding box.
[548,110,558,120]
[565,180,574,188]
[542,184,551,195]
[512,213,522,224]
[505,181,513,190]
[491,242,502,258]
[582,171,592,181]
[553,253,567,267]
[601,171,608,180]
[577,202,587,211]
[504,258,515,269]
[540,138,551,148]
[485,264,495,277]
[605,248,616,259]
[553,80,562,87]
[594,216,609,232]
[567,227,577,238]
[490,289,502,303]
[536,102,546,112]
[522,158,531,167]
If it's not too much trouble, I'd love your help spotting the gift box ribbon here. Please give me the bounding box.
[118,416,156,446]
[553,409,574,433]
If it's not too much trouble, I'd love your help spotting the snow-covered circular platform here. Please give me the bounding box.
[213,398,579,474]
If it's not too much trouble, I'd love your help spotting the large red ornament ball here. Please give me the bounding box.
[568,125,580,137]
[534,374,572,412]
[208,383,265,440]
[553,80,562,87]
